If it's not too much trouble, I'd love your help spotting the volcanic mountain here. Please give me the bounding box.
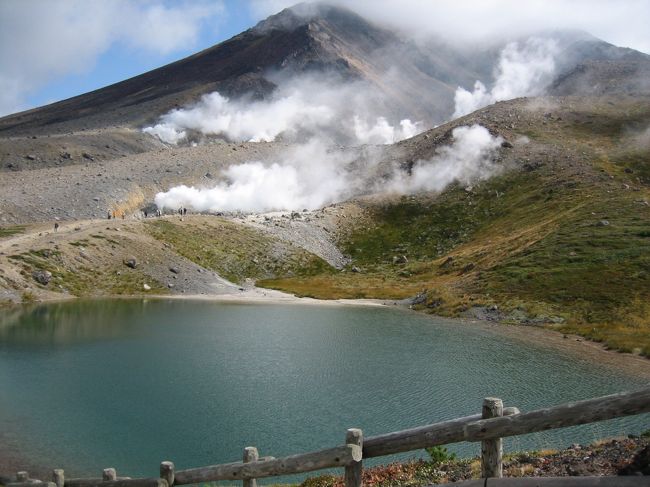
[1,2,649,141]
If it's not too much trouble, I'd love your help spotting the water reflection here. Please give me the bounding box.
[0,300,152,345]
[0,299,647,479]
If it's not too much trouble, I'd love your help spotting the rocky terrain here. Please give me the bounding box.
[1,93,649,357]
[295,436,650,487]
[1,2,649,361]
[3,436,647,486]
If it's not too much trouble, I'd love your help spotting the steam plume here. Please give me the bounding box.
[143,77,422,145]
[453,37,558,117]
[154,125,503,213]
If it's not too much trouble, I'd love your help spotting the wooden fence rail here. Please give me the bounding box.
[6,387,650,487]
[431,477,650,486]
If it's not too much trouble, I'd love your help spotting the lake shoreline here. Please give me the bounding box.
[2,295,649,481]
[147,290,650,379]
[5,288,650,378]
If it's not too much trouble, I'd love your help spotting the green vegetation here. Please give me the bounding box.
[146,218,334,284]
[8,247,167,297]
[425,446,457,465]
[261,97,650,356]
[0,225,26,238]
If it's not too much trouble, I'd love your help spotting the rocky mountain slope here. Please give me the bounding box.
[1,3,648,140]
[1,93,648,356]
[1,3,649,357]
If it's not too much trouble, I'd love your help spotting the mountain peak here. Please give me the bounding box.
[252,2,364,34]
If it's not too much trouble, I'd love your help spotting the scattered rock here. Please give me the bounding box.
[392,255,408,265]
[124,256,137,269]
[351,266,361,273]
[598,220,610,226]
[440,256,454,269]
[32,270,52,285]
[143,283,151,291]
[410,291,427,306]
[501,140,514,148]
[461,262,475,273]
[25,154,36,160]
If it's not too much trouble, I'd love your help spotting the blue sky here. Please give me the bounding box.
[1,0,649,117]
[24,0,259,109]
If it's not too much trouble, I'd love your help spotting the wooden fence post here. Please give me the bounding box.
[481,397,503,478]
[345,428,363,487]
[103,468,117,481]
[52,469,65,487]
[243,446,259,487]
[160,461,175,487]
[16,472,29,482]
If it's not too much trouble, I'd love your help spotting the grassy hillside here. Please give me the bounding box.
[145,218,333,284]
[261,96,650,356]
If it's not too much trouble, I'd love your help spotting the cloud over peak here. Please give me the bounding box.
[0,0,224,115]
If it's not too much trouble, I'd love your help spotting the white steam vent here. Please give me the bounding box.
[154,125,503,213]
[454,37,558,117]
[143,76,422,146]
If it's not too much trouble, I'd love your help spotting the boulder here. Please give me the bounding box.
[32,270,52,285]
[124,256,137,269]
[439,256,454,269]
[143,283,151,291]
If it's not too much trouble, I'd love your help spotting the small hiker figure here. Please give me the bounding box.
[107,210,112,220]
[54,222,59,232]
[144,210,148,218]
[183,207,187,216]
[121,212,125,220]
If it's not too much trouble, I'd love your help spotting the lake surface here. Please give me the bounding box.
[0,299,647,481]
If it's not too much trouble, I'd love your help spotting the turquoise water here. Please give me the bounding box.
[0,299,647,480]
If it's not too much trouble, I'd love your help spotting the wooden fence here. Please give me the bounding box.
[5,388,650,487]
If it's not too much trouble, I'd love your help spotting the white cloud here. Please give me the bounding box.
[453,37,558,118]
[143,75,424,145]
[155,124,504,213]
[249,0,650,54]
[0,0,223,116]
[387,125,503,194]
[154,139,357,212]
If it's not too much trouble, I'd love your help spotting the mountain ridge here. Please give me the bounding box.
[1,2,648,139]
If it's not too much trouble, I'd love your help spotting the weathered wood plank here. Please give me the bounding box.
[487,478,650,487]
[363,406,519,458]
[481,398,503,478]
[243,447,259,487]
[465,388,650,441]
[64,478,165,487]
[52,470,65,487]
[102,470,116,482]
[159,462,174,487]
[344,429,363,487]
[174,444,361,484]
[365,388,650,457]
[7,482,56,487]
[430,477,650,487]
[174,461,242,485]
